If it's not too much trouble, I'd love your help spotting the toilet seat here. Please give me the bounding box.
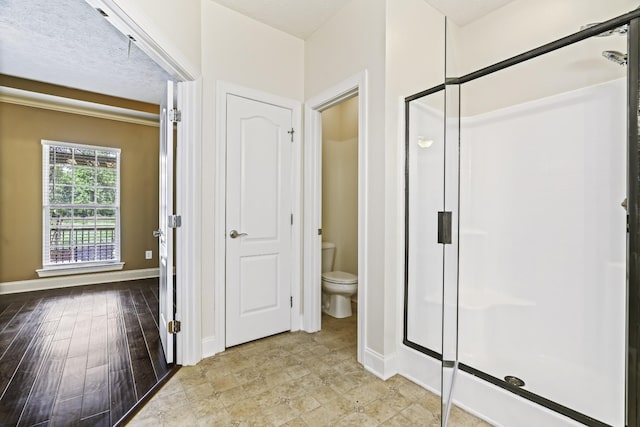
[321,271,357,285]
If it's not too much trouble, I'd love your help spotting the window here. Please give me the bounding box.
[40,140,121,274]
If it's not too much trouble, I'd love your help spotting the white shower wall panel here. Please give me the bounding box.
[457,78,626,425]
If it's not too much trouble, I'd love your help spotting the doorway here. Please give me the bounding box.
[320,96,359,321]
[224,94,295,347]
[214,82,302,353]
[303,72,368,365]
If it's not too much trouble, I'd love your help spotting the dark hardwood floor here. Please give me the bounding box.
[0,279,170,426]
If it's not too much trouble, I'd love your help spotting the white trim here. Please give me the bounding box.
[83,0,198,81]
[175,78,203,366]
[41,139,122,153]
[202,336,218,359]
[0,86,159,127]
[214,82,228,354]
[363,347,397,380]
[215,81,303,353]
[303,71,369,366]
[41,140,122,271]
[83,0,202,368]
[1,267,159,295]
[36,262,124,278]
[397,343,585,426]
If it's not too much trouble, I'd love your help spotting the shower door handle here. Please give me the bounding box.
[229,230,248,239]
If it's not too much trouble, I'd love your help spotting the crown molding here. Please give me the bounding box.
[0,86,159,127]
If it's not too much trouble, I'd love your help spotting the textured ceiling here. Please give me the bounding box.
[0,0,171,104]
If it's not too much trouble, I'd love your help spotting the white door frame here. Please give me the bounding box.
[303,71,368,364]
[214,81,302,353]
[85,0,203,365]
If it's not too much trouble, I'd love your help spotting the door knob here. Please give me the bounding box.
[153,229,162,238]
[229,230,248,239]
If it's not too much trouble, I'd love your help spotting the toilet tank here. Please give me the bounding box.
[321,242,336,273]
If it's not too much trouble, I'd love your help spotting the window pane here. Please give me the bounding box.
[50,209,72,246]
[44,142,119,266]
[97,208,116,218]
[96,151,117,168]
[96,188,116,205]
[97,168,117,187]
[50,146,72,165]
[50,247,73,263]
[74,229,95,248]
[50,185,73,204]
[50,208,72,219]
[73,166,95,186]
[73,186,95,204]
[50,165,73,185]
[74,148,96,167]
[73,208,94,220]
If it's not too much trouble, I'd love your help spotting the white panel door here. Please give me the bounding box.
[226,94,293,347]
[158,80,175,363]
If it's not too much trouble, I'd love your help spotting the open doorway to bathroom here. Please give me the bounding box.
[303,71,367,365]
[319,96,359,344]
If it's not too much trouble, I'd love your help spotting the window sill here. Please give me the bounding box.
[36,262,125,278]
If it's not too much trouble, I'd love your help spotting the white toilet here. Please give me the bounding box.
[321,242,358,318]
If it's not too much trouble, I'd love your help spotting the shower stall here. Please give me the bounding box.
[404,8,640,427]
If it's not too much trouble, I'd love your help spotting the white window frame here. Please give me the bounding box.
[37,140,124,277]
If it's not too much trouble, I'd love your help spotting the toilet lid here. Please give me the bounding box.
[322,271,357,285]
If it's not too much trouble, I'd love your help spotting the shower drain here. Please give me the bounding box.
[504,375,526,387]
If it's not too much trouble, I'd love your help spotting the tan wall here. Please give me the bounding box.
[0,74,159,113]
[322,96,358,275]
[0,102,159,282]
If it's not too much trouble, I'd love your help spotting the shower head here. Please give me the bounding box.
[581,23,628,36]
[602,50,628,66]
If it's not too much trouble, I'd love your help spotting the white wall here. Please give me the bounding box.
[457,0,637,76]
[386,0,446,360]
[305,0,387,357]
[112,0,202,77]
[200,1,304,348]
[451,0,633,116]
[304,0,447,372]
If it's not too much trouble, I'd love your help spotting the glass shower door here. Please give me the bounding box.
[452,29,627,426]
[404,83,460,425]
[404,88,446,423]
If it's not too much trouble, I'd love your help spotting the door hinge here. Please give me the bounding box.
[169,215,182,228]
[290,296,293,307]
[318,228,322,236]
[437,211,452,244]
[287,128,295,142]
[168,320,181,334]
[169,109,182,123]
[291,213,293,225]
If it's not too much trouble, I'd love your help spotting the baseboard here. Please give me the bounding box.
[202,336,220,359]
[397,344,441,396]
[396,344,585,427]
[363,347,398,380]
[0,268,160,295]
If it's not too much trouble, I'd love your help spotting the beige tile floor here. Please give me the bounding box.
[128,306,490,426]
